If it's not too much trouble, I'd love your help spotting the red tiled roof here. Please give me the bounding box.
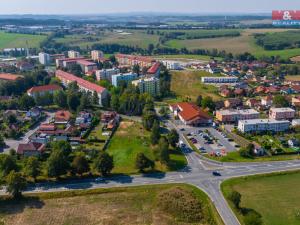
[27,84,62,94]
[17,142,45,154]
[56,70,106,94]
[0,73,23,81]
[173,102,211,122]
[147,62,160,74]
[77,60,97,66]
[55,110,71,121]
[116,54,155,64]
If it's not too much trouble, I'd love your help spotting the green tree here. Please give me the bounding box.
[142,109,157,131]
[196,95,203,107]
[19,94,35,110]
[244,211,262,225]
[78,93,90,112]
[159,106,168,118]
[92,91,99,105]
[52,141,72,157]
[23,157,40,181]
[155,137,170,164]
[111,94,119,111]
[167,129,179,148]
[132,64,140,75]
[228,190,241,209]
[6,171,27,199]
[148,44,155,55]
[201,96,215,111]
[273,95,289,107]
[54,90,67,108]
[69,64,82,77]
[0,154,17,177]
[46,149,69,178]
[0,134,5,147]
[67,93,80,112]
[93,152,114,176]
[135,153,154,172]
[150,121,161,145]
[71,155,89,176]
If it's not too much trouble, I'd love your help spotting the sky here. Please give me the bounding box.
[1,0,300,15]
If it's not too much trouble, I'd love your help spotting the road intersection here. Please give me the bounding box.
[2,117,300,225]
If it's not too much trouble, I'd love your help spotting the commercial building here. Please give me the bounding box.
[55,70,109,106]
[132,77,160,96]
[216,109,260,123]
[27,84,62,98]
[269,108,295,120]
[162,60,181,70]
[238,119,290,133]
[91,50,104,61]
[111,73,138,87]
[170,102,212,126]
[68,50,80,58]
[116,54,155,67]
[38,52,51,65]
[201,76,238,84]
[96,68,120,81]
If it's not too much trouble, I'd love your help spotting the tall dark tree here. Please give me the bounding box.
[46,149,69,178]
[150,121,161,145]
[167,129,179,148]
[155,137,170,164]
[201,96,215,111]
[6,171,27,199]
[93,152,114,176]
[196,95,203,107]
[132,64,140,75]
[67,93,80,112]
[19,95,35,110]
[71,155,89,176]
[92,91,99,105]
[0,154,17,177]
[54,90,68,108]
[228,191,241,209]
[135,153,154,172]
[23,157,40,181]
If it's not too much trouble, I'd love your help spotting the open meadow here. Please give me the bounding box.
[0,184,224,225]
[222,171,300,225]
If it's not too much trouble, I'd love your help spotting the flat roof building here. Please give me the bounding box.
[238,119,290,133]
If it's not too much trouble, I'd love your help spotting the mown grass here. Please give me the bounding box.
[0,31,47,49]
[106,120,187,174]
[169,70,222,102]
[155,54,223,61]
[221,170,300,225]
[0,184,224,225]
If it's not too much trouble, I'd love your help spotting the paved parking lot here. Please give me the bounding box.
[173,121,237,155]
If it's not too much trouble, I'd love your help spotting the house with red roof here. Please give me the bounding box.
[0,73,24,81]
[116,54,156,67]
[170,102,212,126]
[55,110,71,124]
[17,142,45,157]
[27,84,62,98]
[77,60,98,73]
[147,62,161,77]
[55,70,109,106]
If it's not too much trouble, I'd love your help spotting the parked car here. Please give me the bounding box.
[212,171,221,176]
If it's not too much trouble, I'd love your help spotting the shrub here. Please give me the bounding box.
[157,187,204,223]
[244,210,262,225]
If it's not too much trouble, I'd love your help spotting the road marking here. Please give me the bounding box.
[179,174,183,178]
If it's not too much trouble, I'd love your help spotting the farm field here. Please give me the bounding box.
[170,70,222,102]
[222,171,300,225]
[165,29,300,59]
[0,184,224,225]
[155,54,223,62]
[0,31,47,49]
[106,120,187,174]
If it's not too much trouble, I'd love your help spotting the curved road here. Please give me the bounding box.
[2,118,300,225]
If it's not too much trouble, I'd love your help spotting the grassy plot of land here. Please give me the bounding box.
[84,123,109,150]
[222,171,300,225]
[169,70,222,102]
[0,31,47,49]
[285,75,300,81]
[0,184,224,225]
[155,54,223,61]
[106,120,187,174]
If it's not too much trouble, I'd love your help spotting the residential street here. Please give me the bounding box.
[2,117,300,225]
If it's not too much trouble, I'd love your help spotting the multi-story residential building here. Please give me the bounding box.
[91,50,104,61]
[68,50,80,59]
[55,70,109,106]
[238,119,290,133]
[56,57,85,68]
[169,102,212,126]
[201,76,238,84]
[77,60,98,73]
[224,98,242,108]
[111,73,138,87]
[261,95,273,107]
[162,60,181,70]
[116,54,155,67]
[216,109,260,123]
[132,77,160,96]
[38,52,51,65]
[95,68,120,82]
[269,108,295,120]
[27,84,62,98]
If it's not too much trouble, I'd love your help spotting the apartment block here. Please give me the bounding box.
[91,50,104,61]
[201,76,238,84]
[111,73,138,87]
[96,68,120,82]
[216,109,260,123]
[132,77,160,96]
[68,50,80,58]
[238,119,290,133]
[269,108,295,120]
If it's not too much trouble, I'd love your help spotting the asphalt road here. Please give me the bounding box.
[2,117,300,225]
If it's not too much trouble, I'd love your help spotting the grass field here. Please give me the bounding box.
[155,54,223,61]
[0,184,224,225]
[165,29,300,59]
[106,120,187,174]
[285,75,300,81]
[222,171,300,225]
[169,70,222,102]
[0,31,47,49]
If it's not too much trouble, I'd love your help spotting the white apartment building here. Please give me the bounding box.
[91,50,104,61]
[269,108,295,120]
[96,68,120,81]
[216,109,260,123]
[201,76,238,84]
[238,119,290,133]
[132,77,160,96]
[39,52,51,65]
[111,73,138,87]
[162,60,181,70]
[68,50,80,59]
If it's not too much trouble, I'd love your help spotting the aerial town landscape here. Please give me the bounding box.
[0,1,300,225]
